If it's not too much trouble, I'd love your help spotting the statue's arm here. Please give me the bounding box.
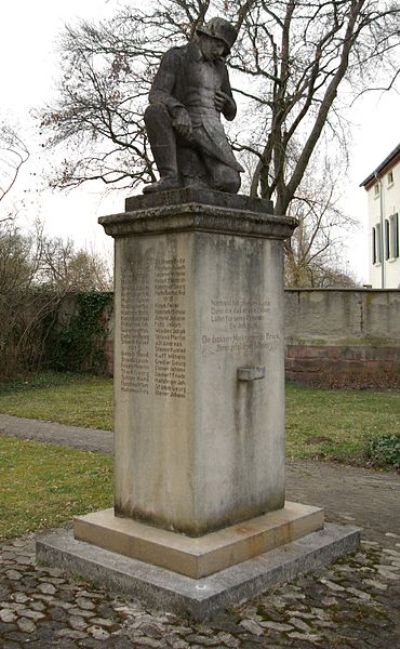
[148,49,185,117]
[221,66,237,122]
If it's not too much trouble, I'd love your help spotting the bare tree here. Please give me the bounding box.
[284,154,359,287]
[40,235,112,291]
[39,1,400,197]
[0,123,29,208]
[38,1,400,278]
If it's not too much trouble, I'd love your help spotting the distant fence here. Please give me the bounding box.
[50,289,400,388]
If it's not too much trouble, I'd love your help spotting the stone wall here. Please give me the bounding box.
[285,289,400,387]
[54,289,400,387]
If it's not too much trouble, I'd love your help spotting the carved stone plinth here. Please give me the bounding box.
[74,502,324,578]
[98,189,297,536]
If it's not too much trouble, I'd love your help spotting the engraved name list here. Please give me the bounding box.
[120,255,187,399]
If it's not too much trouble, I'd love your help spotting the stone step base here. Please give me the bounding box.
[36,522,360,620]
[73,502,324,578]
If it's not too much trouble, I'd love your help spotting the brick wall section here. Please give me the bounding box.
[285,289,400,387]
[286,345,400,387]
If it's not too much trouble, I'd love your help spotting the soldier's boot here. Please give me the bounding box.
[143,104,181,194]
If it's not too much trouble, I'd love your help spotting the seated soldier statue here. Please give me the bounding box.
[143,17,244,195]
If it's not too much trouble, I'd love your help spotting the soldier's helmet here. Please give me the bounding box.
[196,17,238,56]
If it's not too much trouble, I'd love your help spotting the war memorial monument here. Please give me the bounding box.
[37,18,360,618]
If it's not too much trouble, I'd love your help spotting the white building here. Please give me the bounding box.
[360,144,400,288]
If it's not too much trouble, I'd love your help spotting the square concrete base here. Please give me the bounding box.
[74,501,324,578]
[36,523,360,619]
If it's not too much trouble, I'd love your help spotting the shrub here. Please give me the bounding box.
[367,434,400,469]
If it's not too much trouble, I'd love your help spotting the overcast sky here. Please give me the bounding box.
[1,1,399,283]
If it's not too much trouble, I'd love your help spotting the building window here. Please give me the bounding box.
[385,219,390,259]
[372,227,377,264]
[374,183,380,197]
[390,213,399,258]
[374,223,382,263]
[387,170,394,186]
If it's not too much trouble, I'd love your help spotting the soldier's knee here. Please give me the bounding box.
[213,167,241,194]
[144,103,170,125]
[225,171,241,194]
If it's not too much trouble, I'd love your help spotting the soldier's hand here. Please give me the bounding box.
[215,91,229,112]
[173,109,193,141]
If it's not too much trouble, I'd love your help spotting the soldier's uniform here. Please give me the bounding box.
[144,19,243,194]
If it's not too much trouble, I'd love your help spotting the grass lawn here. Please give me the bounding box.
[0,436,112,540]
[0,372,399,466]
[0,372,113,430]
[0,373,398,541]
[286,384,400,464]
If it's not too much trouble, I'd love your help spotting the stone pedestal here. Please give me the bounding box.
[36,189,360,617]
[101,188,295,537]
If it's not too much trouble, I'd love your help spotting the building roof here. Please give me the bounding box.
[360,142,400,188]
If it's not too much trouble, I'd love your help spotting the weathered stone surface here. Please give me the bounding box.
[30,601,46,611]
[68,608,94,618]
[260,621,293,632]
[69,615,88,630]
[0,609,17,623]
[100,205,293,246]
[37,523,360,619]
[98,200,295,537]
[76,597,96,611]
[89,616,116,628]
[5,570,22,581]
[124,187,273,215]
[239,619,264,635]
[288,631,322,642]
[55,628,87,639]
[19,609,45,621]
[48,606,68,621]
[87,625,110,640]
[16,617,36,633]
[74,502,323,577]
[38,583,56,595]
[12,593,29,604]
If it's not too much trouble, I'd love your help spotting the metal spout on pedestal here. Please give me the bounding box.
[237,367,265,382]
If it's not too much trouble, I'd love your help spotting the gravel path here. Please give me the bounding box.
[0,413,399,647]
[0,414,112,453]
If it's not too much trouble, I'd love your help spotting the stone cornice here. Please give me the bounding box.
[99,201,297,240]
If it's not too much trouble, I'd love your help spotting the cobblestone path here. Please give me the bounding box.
[1,533,399,648]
